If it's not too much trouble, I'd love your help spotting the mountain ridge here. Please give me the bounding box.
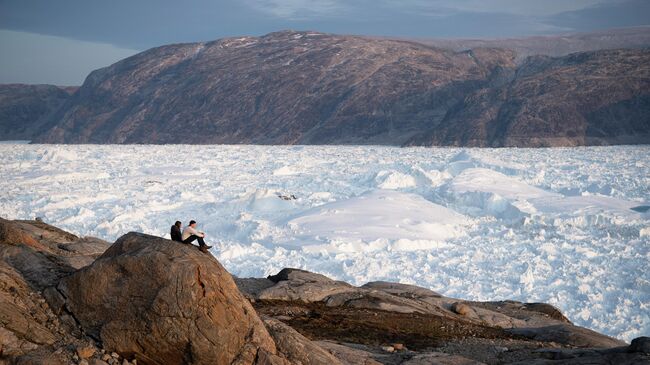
[1,29,649,146]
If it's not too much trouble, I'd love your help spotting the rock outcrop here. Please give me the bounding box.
[237,268,625,349]
[56,232,277,365]
[25,30,649,147]
[237,267,650,364]
[0,218,109,364]
[1,219,648,365]
[262,317,344,365]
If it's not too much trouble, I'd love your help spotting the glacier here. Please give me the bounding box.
[0,144,648,341]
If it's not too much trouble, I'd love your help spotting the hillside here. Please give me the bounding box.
[407,49,650,147]
[0,30,648,146]
[0,84,72,141]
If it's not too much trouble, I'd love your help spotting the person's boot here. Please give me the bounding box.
[199,245,210,253]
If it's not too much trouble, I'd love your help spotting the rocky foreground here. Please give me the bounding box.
[0,218,648,365]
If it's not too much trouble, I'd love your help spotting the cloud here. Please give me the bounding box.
[0,30,139,85]
[375,0,628,18]
[420,0,615,16]
[244,0,623,19]
[243,0,345,18]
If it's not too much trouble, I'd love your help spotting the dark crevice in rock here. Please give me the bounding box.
[196,266,206,297]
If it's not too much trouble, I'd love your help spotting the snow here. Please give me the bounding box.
[286,189,469,252]
[1,144,648,341]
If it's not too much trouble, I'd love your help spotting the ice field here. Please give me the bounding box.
[1,144,649,341]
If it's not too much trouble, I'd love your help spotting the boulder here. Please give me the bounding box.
[57,232,278,365]
[450,302,474,316]
[360,281,442,299]
[256,269,450,316]
[251,269,551,325]
[260,268,357,302]
[234,277,276,301]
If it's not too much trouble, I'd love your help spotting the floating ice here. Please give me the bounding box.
[0,144,648,342]
[287,189,469,248]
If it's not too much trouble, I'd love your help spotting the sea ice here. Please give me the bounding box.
[0,144,648,342]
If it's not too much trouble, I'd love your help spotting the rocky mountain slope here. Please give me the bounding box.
[22,30,649,147]
[1,217,648,364]
[0,84,72,141]
[406,49,650,147]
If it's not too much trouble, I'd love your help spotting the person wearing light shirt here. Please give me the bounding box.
[182,220,212,252]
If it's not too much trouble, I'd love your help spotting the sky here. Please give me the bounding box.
[0,0,649,85]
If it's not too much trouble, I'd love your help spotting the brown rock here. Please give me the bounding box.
[0,262,57,357]
[0,218,38,247]
[252,349,291,365]
[259,268,357,302]
[451,302,473,316]
[76,345,96,359]
[263,317,344,365]
[57,232,277,365]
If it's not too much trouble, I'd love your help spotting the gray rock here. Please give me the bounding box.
[508,324,626,348]
[629,336,650,353]
[259,268,357,302]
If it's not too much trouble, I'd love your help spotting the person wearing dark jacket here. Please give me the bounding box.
[170,221,183,242]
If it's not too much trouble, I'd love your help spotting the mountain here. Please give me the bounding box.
[410,26,650,61]
[34,31,517,145]
[4,30,650,146]
[0,84,72,141]
[407,49,650,147]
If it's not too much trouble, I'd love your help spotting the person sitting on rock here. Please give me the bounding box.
[182,220,212,252]
[170,221,183,242]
